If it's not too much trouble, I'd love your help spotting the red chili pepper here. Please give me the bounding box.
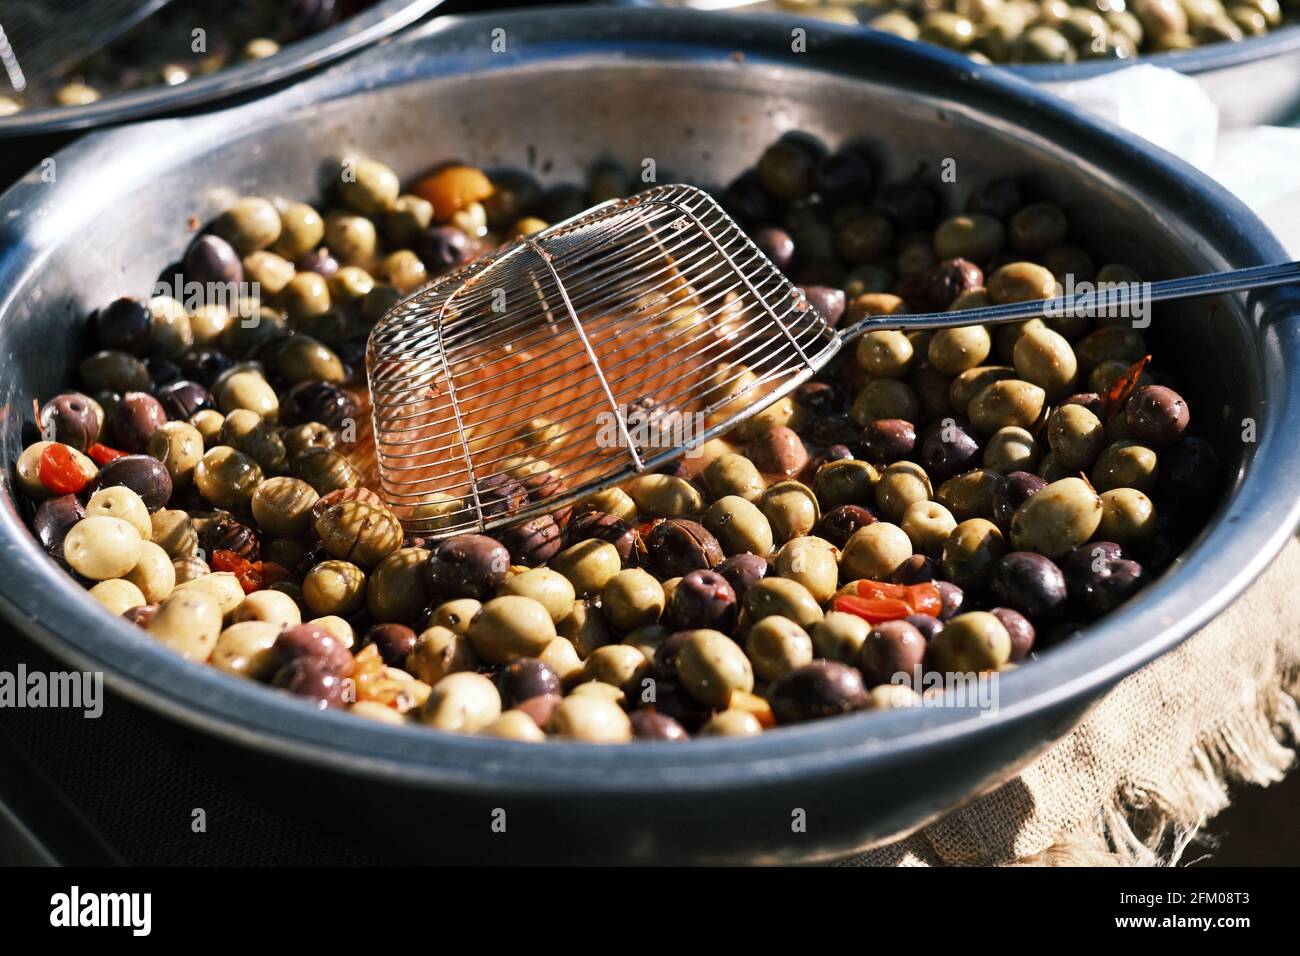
[87,442,127,466]
[833,594,913,624]
[853,579,912,603]
[905,582,942,617]
[38,443,88,495]
[211,549,263,593]
[1101,354,1151,421]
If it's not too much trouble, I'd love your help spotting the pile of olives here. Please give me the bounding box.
[16,131,1218,741]
[738,0,1293,64]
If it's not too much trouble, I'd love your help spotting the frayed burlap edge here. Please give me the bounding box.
[1020,683,1300,867]
[844,537,1300,868]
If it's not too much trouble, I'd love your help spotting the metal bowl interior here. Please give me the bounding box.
[0,0,445,137]
[1,8,1299,862]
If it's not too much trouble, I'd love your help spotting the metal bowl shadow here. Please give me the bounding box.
[0,0,444,138]
[1,7,1298,863]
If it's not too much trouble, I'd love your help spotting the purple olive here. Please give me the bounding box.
[296,248,340,278]
[990,551,1067,622]
[817,504,877,548]
[477,474,528,520]
[990,607,1035,662]
[566,511,637,565]
[804,413,860,447]
[280,380,357,428]
[185,234,243,288]
[1125,386,1189,447]
[769,661,870,724]
[873,180,938,230]
[754,226,795,270]
[966,176,1022,221]
[366,623,417,667]
[514,693,563,729]
[891,554,935,584]
[795,381,842,417]
[178,349,235,389]
[39,394,99,451]
[1061,392,1104,417]
[860,619,927,687]
[89,455,173,511]
[713,553,769,601]
[419,226,472,272]
[721,175,775,225]
[992,471,1047,530]
[273,623,355,675]
[629,709,689,741]
[935,580,964,621]
[94,297,152,355]
[426,534,510,601]
[146,358,184,390]
[495,658,562,708]
[274,656,348,710]
[814,151,873,203]
[498,514,563,567]
[904,613,944,643]
[34,494,85,555]
[155,380,215,421]
[802,286,847,326]
[919,418,981,484]
[859,418,916,465]
[665,569,737,632]
[642,519,724,580]
[111,391,168,453]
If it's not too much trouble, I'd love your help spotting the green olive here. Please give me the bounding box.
[811,611,871,663]
[675,629,755,708]
[933,213,1004,261]
[558,599,612,659]
[340,158,400,216]
[577,488,638,525]
[272,202,325,259]
[147,588,224,662]
[936,469,1005,522]
[1091,440,1159,492]
[581,644,649,697]
[215,369,279,419]
[1097,488,1157,547]
[303,559,367,617]
[623,473,704,518]
[366,548,432,626]
[700,710,764,737]
[324,212,377,265]
[251,476,319,537]
[901,499,958,558]
[407,625,478,684]
[1047,404,1106,469]
[746,615,814,682]
[855,330,915,379]
[194,445,263,510]
[421,672,502,733]
[841,522,913,581]
[151,509,197,559]
[741,577,825,633]
[760,480,822,544]
[704,453,765,503]
[813,459,880,510]
[704,495,775,557]
[314,500,403,568]
[852,379,921,426]
[428,598,481,636]
[929,611,1011,672]
[875,461,933,524]
[1013,326,1078,401]
[941,518,1006,591]
[988,262,1057,304]
[928,326,992,376]
[213,197,281,254]
[468,595,557,663]
[774,536,840,604]
[212,621,282,679]
[547,694,632,742]
[984,426,1040,473]
[550,539,623,598]
[288,447,361,495]
[598,569,664,633]
[1009,476,1103,558]
[950,366,1016,417]
[968,379,1046,435]
[219,409,286,472]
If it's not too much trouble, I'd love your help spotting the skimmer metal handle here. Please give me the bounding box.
[838,260,1300,340]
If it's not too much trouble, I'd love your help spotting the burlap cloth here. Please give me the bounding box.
[844,536,1300,867]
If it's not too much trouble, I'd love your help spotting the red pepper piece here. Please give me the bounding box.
[854,579,912,603]
[212,549,263,594]
[38,443,89,495]
[87,442,128,466]
[833,594,913,624]
[905,582,942,617]
[1101,354,1151,421]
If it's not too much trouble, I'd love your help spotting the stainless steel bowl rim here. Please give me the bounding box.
[2,7,1298,795]
[613,0,1300,80]
[0,0,445,137]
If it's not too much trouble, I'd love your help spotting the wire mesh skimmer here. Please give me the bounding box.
[368,182,1300,537]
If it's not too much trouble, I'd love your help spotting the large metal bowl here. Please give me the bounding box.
[1,7,1298,864]
[0,0,444,137]
[615,0,1300,127]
